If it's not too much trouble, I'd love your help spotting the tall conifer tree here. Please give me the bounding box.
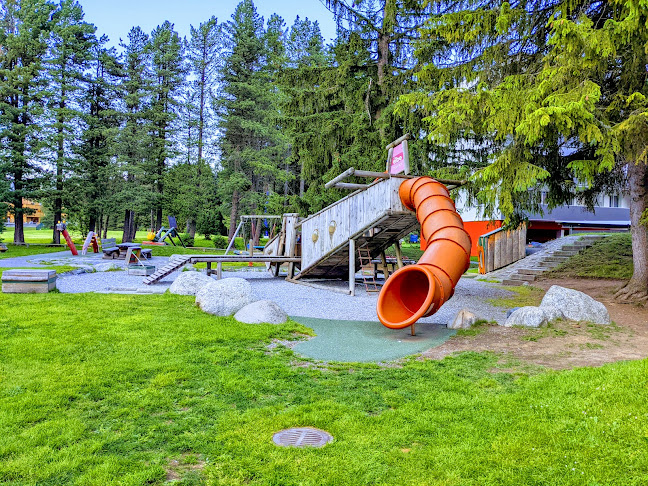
[0,0,55,244]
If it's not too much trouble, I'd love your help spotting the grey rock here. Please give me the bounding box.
[234,300,288,324]
[503,306,550,328]
[94,262,123,272]
[195,277,254,316]
[542,306,565,322]
[169,271,213,296]
[540,285,610,324]
[448,309,480,329]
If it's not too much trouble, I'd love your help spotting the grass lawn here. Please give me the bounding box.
[1,292,647,485]
[550,233,633,280]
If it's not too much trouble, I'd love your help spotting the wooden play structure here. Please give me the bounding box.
[142,134,471,335]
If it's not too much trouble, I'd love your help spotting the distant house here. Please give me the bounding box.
[5,199,45,225]
[455,192,630,256]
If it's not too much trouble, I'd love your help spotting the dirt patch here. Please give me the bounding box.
[421,277,648,370]
[165,453,206,481]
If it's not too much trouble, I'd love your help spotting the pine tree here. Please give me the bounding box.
[117,26,152,242]
[148,21,185,230]
[184,16,221,236]
[217,0,286,241]
[77,36,122,235]
[45,0,96,243]
[0,0,55,244]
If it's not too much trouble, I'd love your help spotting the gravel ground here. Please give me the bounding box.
[1,250,515,325]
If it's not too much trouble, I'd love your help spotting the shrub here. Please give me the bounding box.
[213,235,228,249]
[179,233,194,247]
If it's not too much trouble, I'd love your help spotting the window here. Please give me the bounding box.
[540,191,548,204]
[609,195,619,208]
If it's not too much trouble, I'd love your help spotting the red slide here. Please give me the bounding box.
[377,177,471,329]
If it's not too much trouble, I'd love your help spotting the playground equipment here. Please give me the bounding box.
[376,177,471,333]
[81,231,100,255]
[56,222,78,256]
[477,225,527,274]
[145,216,186,247]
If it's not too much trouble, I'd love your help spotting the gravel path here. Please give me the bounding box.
[1,250,515,325]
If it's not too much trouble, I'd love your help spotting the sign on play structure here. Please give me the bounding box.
[390,143,406,174]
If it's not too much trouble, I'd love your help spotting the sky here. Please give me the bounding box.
[80,0,338,48]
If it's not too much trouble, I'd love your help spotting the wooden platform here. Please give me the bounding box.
[295,210,418,279]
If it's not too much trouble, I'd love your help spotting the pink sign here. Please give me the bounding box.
[390,143,405,174]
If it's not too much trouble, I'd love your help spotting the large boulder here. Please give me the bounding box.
[540,285,610,324]
[448,309,481,329]
[503,306,553,328]
[169,271,213,296]
[94,262,122,272]
[195,277,254,316]
[234,300,288,324]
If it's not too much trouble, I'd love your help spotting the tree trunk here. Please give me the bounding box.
[102,214,109,239]
[52,97,65,245]
[89,213,97,234]
[156,207,163,233]
[122,209,134,243]
[228,190,239,242]
[615,161,648,303]
[253,217,262,246]
[187,219,197,238]
[13,198,24,244]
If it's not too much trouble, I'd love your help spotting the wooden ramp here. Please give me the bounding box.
[295,177,418,280]
[143,254,192,285]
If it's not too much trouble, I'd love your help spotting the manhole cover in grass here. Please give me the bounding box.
[272,427,333,448]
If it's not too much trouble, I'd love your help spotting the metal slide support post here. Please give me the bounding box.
[349,238,356,296]
[225,220,244,255]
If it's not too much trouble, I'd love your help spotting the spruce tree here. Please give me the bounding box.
[0,0,55,244]
[405,0,648,301]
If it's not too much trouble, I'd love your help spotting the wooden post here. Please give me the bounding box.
[217,262,222,280]
[385,147,394,173]
[349,238,356,296]
[402,139,410,175]
[411,323,416,336]
[206,261,212,276]
[381,252,390,279]
[395,242,404,269]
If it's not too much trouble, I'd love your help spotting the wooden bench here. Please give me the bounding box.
[2,269,57,293]
[141,249,152,259]
[101,238,120,259]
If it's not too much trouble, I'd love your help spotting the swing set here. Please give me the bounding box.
[225,215,282,255]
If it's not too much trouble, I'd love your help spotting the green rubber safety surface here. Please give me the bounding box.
[290,316,456,363]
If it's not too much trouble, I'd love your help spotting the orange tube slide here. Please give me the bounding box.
[376,177,471,329]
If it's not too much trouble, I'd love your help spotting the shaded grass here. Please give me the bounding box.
[0,293,647,484]
[549,233,633,280]
[0,244,69,260]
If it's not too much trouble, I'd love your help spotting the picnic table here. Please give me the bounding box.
[371,256,416,278]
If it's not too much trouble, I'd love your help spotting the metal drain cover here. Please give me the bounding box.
[272,427,333,448]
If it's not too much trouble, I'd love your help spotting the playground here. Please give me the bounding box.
[1,138,647,485]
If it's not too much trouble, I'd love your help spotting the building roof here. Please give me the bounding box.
[526,205,630,227]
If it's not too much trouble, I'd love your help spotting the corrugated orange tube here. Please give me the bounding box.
[377,177,472,329]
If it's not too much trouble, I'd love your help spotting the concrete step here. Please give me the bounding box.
[536,262,560,269]
[560,244,587,252]
[544,256,569,263]
[517,268,545,276]
[502,278,529,286]
[510,273,536,282]
[552,250,579,257]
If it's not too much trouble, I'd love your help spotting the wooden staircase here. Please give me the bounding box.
[143,254,192,285]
